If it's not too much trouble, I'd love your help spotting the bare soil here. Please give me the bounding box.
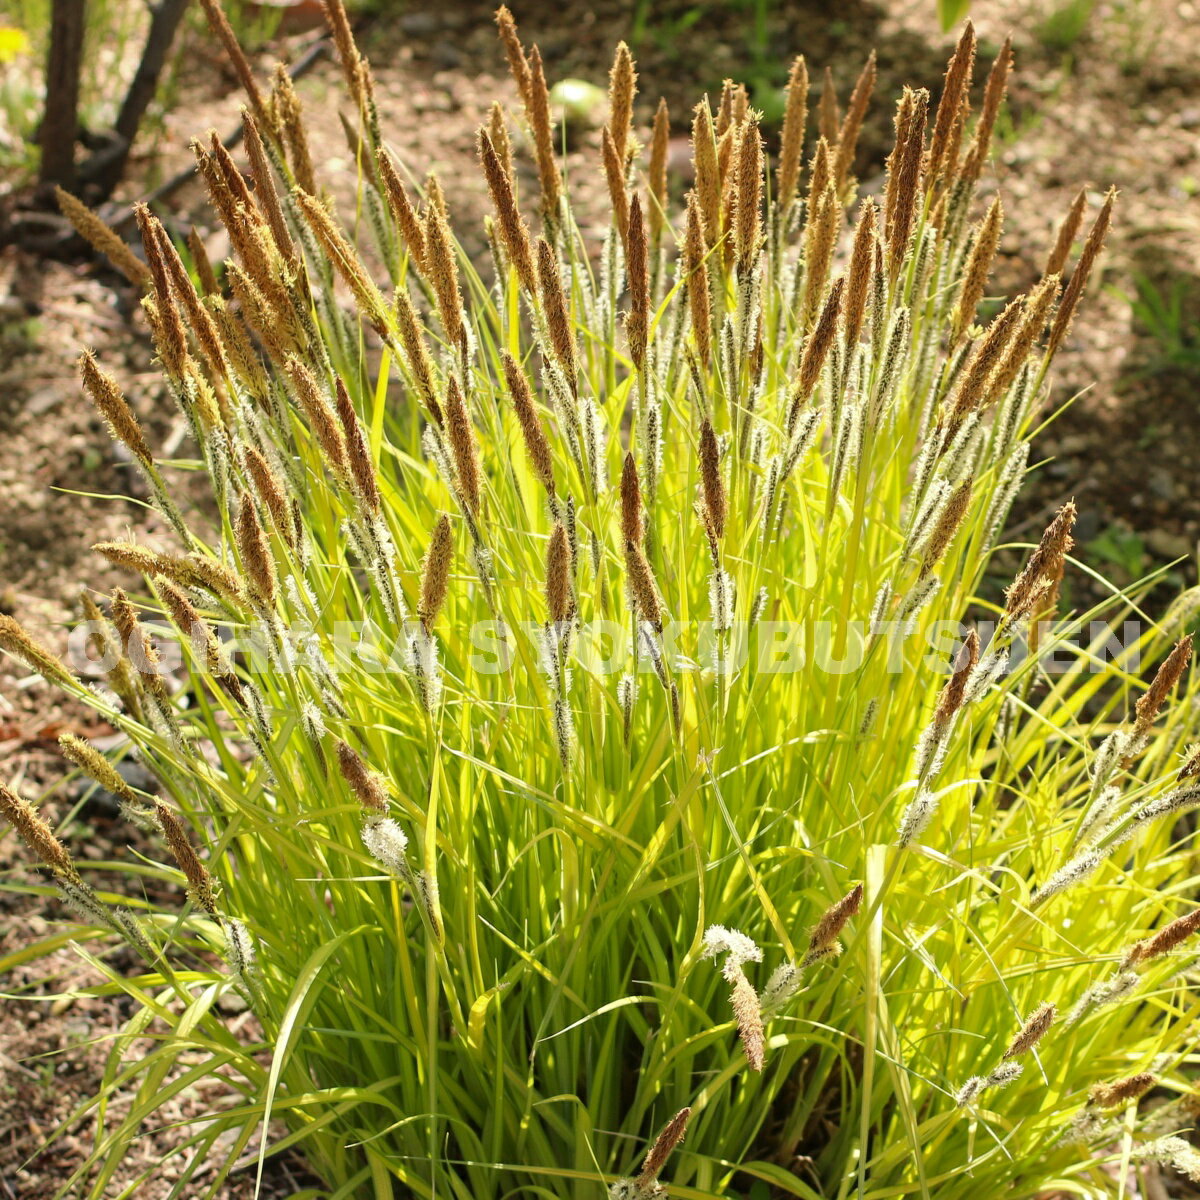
[2,0,1199,1194]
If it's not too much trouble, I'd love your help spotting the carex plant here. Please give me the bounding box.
[4,3,1200,1197]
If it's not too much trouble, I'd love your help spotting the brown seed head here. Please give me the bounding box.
[1182,745,1200,780]
[377,148,429,275]
[79,351,154,466]
[1126,908,1200,967]
[927,23,976,189]
[698,419,726,540]
[0,614,74,686]
[545,523,572,625]
[334,378,380,515]
[625,194,650,368]
[423,177,466,355]
[1134,636,1193,740]
[1002,1002,1055,1059]
[198,0,269,126]
[55,188,150,287]
[801,182,841,331]
[537,238,577,381]
[833,51,877,190]
[805,136,832,219]
[284,357,351,481]
[843,201,876,352]
[884,87,929,277]
[796,274,845,402]
[730,967,765,1071]
[951,196,1004,345]
[295,187,391,334]
[479,130,537,296]
[684,192,712,368]
[109,588,167,698]
[445,375,482,516]
[601,125,630,249]
[271,65,316,194]
[734,115,763,272]
[393,286,443,426]
[487,102,514,186]
[806,882,864,962]
[775,56,810,209]
[648,98,670,240]
[921,479,973,576]
[1047,187,1116,359]
[494,6,532,109]
[935,629,980,724]
[525,46,561,220]
[242,109,296,264]
[59,734,137,805]
[962,36,1013,183]
[636,1107,691,1189]
[244,445,298,539]
[0,783,79,881]
[1005,502,1077,621]
[692,99,721,245]
[134,204,190,375]
[336,741,388,813]
[624,542,663,631]
[155,801,217,916]
[236,492,277,609]
[502,351,555,496]
[984,274,1061,407]
[419,514,454,631]
[818,66,840,143]
[949,294,1025,427]
[1045,187,1088,277]
[621,452,644,547]
[321,0,365,108]
[608,41,638,165]
[1089,1073,1156,1108]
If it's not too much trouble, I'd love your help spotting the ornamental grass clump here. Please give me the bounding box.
[7,7,1200,1198]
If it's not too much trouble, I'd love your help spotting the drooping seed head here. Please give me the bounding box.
[79,351,154,466]
[1089,1073,1156,1108]
[337,741,389,813]
[55,188,151,287]
[805,882,864,964]
[0,783,80,882]
[154,800,217,916]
